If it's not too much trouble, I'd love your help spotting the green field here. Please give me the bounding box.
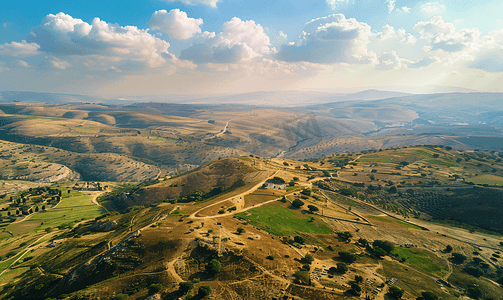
[391,247,448,276]
[358,157,391,163]
[57,195,94,208]
[235,203,333,236]
[426,157,460,167]
[468,174,503,185]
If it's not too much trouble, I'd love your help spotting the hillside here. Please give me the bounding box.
[0,147,502,300]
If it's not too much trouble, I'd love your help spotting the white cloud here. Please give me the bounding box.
[148,9,203,40]
[180,17,271,64]
[26,12,171,68]
[326,0,349,10]
[469,29,503,72]
[276,14,376,64]
[414,16,481,53]
[401,6,411,13]
[279,31,287,39]
[162,0,220,8]
[15,60,31,68]
[386,0,396,13]
[0,40,40,57]
[50,57,72,69]
[3,23,9,28]
[420,2,446,14]
[375,50,410,70]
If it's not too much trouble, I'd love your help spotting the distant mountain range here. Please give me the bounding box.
[0,88,499,109]
[0,89,412,106]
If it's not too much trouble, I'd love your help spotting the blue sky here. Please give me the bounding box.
[1,0,503,95]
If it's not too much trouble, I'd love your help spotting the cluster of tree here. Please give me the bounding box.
[328,262,348,275]
[338,231,352,241]
[292,199,304,208]
[339,187,357,197]
[179,282,212,297]
[268,176,286,184]
[206,259,221,275]
[450,253,467,264]
[366,240,394,258]
[338,251,357,263]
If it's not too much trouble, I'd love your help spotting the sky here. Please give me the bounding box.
[1,0,503,95]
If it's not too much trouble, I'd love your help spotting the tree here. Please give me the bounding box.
[206,259,221,275]
[307,205,319,212]
[237,227,245,234]
[417,291,438,300]
[336,262,348,274]
[301,189,312,196]
[179,282,193,294]
[451,253,467,264]
[473,257,483,264]
[467,286,482,299]
[358,238,368,246]
[42,205,46,210]
[198,286,211,297]
[355,275,363,283]
[149,283,162,294]
[339,231,352,241]
[349,283,362,296]
[465,266,484,277]
[303,253,314,264]
[272,176,286,184]
[292,199,304,208]
[373,246,387,258]
[338,251,357,264]
[387,286,404,299]
[294,235,306,244]
[293,270,310,285]
[373,240,394,254]
[445,245,453,253]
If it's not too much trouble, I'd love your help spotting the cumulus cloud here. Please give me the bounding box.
[276,14,376,64]
[0,40,40,57]
[414,16,481,53]
[279,31,287,39]
[469,29,503,72]
[326,0,349,10]
[26,12,171,68]
[374,50,411,70]
[386,0,396,13]
[50,57,72,69]
[162,0,220,8]
[401,6,411,13]
[420,2,446,14]
[148,9,203,40]
[14,60,31,68]
[180,17,271,64]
